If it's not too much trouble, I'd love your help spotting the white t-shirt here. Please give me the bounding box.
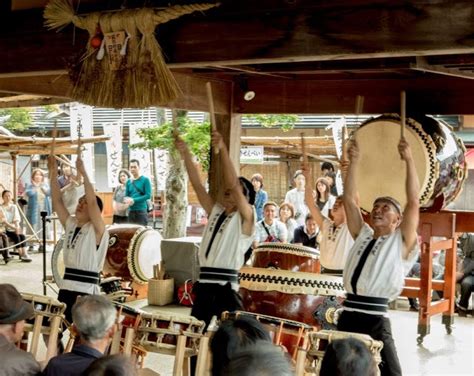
[199,204,255,290]
[319,219,353,270]
[285,188,309,226]
[59,216,109,295]
[255,219,288,243]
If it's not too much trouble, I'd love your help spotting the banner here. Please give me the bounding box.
[103,122,123,188]
[70,103,95,181]
[326,117,346,161]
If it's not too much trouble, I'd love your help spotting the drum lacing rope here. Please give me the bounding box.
[239,272,345,290]
[179,280,194,305]
[0,228,43,251]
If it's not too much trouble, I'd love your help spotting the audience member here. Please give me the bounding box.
[211,316,272,376]
[251,173,268,222]
[325,171,339,196]
[279,202,298,243]
[83,354,137,376]
[223,340,293,376]
[253,201,288,248]
[43,295,117,376]
[0,283,41,376]
[1,190,32,262]
[315,177,336,218]
[321,161,335,176]
[319,337,378,376]
[284,170,309,226]
[456,232,474,316]
[124,159,152,226]
[112,169,131,224]
[293,213,319,249]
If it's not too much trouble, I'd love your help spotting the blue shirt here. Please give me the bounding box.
[125,175,152,212]
[43,344,103,376]
[254,189,268,221]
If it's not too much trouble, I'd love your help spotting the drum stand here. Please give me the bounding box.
[401,211,474,345]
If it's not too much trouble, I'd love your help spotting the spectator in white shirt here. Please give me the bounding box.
[253,201,288,248]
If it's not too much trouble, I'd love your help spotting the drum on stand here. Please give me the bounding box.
[353,114,467,212]
[239,267,345,330]
[52,224,162,300]
[250,243,320,273]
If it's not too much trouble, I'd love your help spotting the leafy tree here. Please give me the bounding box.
[0,108,32,131]
[243,114,299,132]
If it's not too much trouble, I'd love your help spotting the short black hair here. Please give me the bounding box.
[117,169,131,183]
[129,159,140,167]
[319,337,378,376]
[321,162,335,172]
[1,190,11,199]
[239,177,256,206]
[80,195,104,213]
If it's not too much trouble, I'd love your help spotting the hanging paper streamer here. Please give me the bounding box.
[103,122,123,188]
[70,103,95,182]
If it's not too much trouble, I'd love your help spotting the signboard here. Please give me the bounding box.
[240,146,264,164]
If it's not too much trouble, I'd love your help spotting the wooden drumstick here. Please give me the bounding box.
[400,90,406,139]
[51,120,57,156]
[206,82,219,155]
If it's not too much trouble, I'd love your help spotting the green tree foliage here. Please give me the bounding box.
[0,108,32,131]
[132,110,211,170]
[243,114,299,132]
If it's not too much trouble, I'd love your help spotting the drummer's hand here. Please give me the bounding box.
[340,159,350,175]
[398,137,412,161]
[174,136,188,155]
[76,156,86,174]
[347,139,360,163]
[211,130,225,151]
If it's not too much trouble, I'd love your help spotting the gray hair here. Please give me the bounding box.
[72,295,117,342]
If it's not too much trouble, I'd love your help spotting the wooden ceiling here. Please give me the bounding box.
[2,0,474,114]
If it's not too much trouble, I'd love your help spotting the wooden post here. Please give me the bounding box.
[173,335,187,376]
[11,153,17,198]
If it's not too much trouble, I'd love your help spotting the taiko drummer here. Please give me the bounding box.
[340,137,419,376]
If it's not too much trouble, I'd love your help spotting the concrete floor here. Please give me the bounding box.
[0,251,472,375]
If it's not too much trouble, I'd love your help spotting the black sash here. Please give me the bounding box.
[204,211,228,258]
[350,238,377,295]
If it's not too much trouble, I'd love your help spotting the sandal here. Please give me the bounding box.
[20,256,33,263]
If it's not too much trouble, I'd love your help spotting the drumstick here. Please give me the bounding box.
[400,90,406,139]
[206,82,219,155]
[51,120,57,156]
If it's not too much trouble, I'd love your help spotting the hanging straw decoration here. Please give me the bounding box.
[44,0,219,108]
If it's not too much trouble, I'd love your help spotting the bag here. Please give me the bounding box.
[261,221,281,243]
[146,199,153,213]
[177,279,195,306]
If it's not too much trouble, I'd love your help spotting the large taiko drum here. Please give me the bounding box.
[250,243,320,273]
[354,114,467,212]
[239,267,345,330]
[52,224,162,288]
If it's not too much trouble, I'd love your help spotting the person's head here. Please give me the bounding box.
[211,316,271,376]
[293,170,305,190]
[129,159,140,178]
[0,284,35,343]
[71,295,117,345]
[75,195,104,223]
[223,340,293,376]
[330,196,346,225]
[305,213,317,236]
[371,196,402,231]
[83,354,137,376]
[321,161,335,175]
[221,177,255,212]
[315,177,331,201]
[263,201,278,223]
[319,337,378,376]
[279,202,295,223]
[2,190,12,204]
[61,163,72,177]
[251,173,264,192]
[31,168,45,184]
[325,171,336,187]
[117,169,131,185]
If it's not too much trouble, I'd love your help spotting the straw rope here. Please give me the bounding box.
[44,0,219,108]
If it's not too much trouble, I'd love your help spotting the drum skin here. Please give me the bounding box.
[251,243,321,273]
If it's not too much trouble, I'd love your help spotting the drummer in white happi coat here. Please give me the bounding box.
[49,155,109,323]
[175,131,255,327]
[340,137,419,376]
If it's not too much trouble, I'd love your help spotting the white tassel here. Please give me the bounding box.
[120,32,131,56]
[96,38,106,60]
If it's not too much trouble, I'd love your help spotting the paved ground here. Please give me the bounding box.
[0,251,472,375]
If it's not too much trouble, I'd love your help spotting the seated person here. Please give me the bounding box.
[457,232,474,316]
[0,283,41,375]
[319,337,378,376]
[83,354,137,376]
[293,213,318,249]
[211,316,272,376]
[253,201,288,248]
[43,295,117,376]
[223,340,293,376]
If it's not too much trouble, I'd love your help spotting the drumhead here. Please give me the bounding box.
[354,115,436,212]
[255,242,320,258]
[127,227,163,283]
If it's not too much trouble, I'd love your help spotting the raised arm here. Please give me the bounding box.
[212,130,254,235]
[342,139,364,239]
[76,156,105,241]
[399,138,420,259]
[48,156,70,228]
[175,136,214,214]
[302,163,324,228]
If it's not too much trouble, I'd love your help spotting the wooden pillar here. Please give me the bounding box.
[11,153,17,198]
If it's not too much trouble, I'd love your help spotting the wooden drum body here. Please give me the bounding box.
[239,267,345,330]
[354,114,466,212]
[250,243,321,273]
